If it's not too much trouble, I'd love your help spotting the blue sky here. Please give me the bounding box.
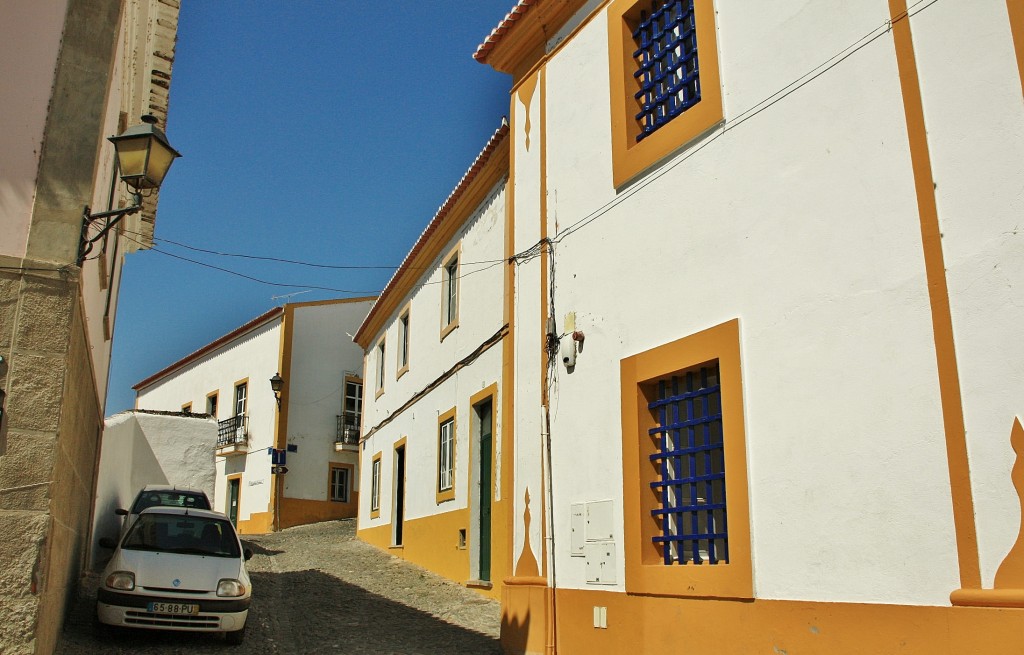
[106,2,514,414]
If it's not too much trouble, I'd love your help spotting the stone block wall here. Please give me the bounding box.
[0,261,101,655]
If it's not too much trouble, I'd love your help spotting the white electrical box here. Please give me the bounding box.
[585,542,616,585]
[570,503,585,556]
[586,500,614,542]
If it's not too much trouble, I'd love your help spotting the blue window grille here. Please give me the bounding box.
[632,0,701,142]
[648,362,727,565]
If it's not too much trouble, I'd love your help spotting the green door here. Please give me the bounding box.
[228,478,240,527]
[478,399,492,582]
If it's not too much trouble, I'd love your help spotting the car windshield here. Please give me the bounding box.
[122,513,241,558]
[130,491,210,514]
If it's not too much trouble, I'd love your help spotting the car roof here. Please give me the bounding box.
[137,506,231,521]
[139,484,209,495]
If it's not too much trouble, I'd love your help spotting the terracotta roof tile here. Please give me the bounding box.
[473,0,538,63]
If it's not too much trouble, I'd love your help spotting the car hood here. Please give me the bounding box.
[109,549,247,593]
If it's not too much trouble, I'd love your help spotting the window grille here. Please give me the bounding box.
[439,418,454,492]
[648,362,727,565]
[632,0,701,142]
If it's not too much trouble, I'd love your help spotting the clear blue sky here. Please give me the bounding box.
[106,2,514,414]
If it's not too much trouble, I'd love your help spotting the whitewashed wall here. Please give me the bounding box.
[909,0,1024,587]
[504,0,1024,607]
[284,299,374,501]
[136,319,282,522]
[92,411,217,568]
[359,183,507,531]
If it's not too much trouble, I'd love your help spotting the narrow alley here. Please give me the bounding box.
[56,520,502,655]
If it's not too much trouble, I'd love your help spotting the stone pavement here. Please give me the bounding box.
[56,519,503,654]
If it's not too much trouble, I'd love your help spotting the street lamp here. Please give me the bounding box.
[78,114,181,264]
[269,373,284,408]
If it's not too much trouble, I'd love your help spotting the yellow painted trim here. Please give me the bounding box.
[437,407,458,504]
[503,86,518,591]
[545,587,1024,654]
[888,0,981,591]
[205,389,219,419]
[278,493,358,529]
[396,302,411,380]
[470,383,500,582]
[1006,0,1024,97]
[287,295,377,309]
[620,318,752,599]
[374,335,386,400]
[359,508,500,601]
[181,402,192,413]
[440,241,462,341]
[607,0,723,188]
[225,473,244,532]
[236,511,273,535]
[329,462,355,503]
[370,451,383,518]
[538,67,550,582]
[277,306,294,451]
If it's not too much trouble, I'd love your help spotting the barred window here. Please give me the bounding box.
[632,0,701,142]
[647,362,727,565]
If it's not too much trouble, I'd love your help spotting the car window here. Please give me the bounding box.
[130,491,211,514]
[123,514,240,558]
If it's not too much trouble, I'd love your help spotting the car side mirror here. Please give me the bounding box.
[98,537,118,549]
[115,508,128,516]
[243,548,253,561]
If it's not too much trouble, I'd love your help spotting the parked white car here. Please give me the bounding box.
[115,484,212,538]
[97,506,252,645]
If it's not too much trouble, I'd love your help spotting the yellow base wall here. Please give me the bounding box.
[279,493,358,530]
[359,509,501,601]
[237,511,273,535]
[538,587,1024,654]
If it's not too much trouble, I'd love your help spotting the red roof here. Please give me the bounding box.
[473,1,538,64]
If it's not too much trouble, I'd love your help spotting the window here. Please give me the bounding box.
[234,381,248,417]
[181,403,192,413]
[440,244,460,339]
[649,362,724,565]
[329,465,350,503]
[375,338,386,398]
[397,307,411,377]
[620,319,751,599]
[608,0,722,187]
[436,408,456,503]
[340,376,363,443]
[206,392,219,418]
[370,453,382,518]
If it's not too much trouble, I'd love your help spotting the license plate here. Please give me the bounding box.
[147,602,199,615]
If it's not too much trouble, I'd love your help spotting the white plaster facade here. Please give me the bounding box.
[355,125,510,593]
[91,410,218,569]
[134,298,374,534]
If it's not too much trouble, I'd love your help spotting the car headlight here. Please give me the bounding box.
[105,571,135,591]
[216,579,246,597]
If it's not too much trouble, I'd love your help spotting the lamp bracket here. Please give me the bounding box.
[78,192,143,265]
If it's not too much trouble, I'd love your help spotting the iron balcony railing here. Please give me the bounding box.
[217,415,248,447]
[336,415,360,445]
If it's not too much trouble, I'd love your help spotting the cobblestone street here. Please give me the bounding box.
[56,520,502,654]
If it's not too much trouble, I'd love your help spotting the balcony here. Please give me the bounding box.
[216,415,248,455]
[335,415,360,451]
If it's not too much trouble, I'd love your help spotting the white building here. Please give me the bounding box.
[357,0,1024,653]
[355,122,510,598]
[134,297,374,534]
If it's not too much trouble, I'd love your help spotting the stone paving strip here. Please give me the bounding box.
[57,519,503,654]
